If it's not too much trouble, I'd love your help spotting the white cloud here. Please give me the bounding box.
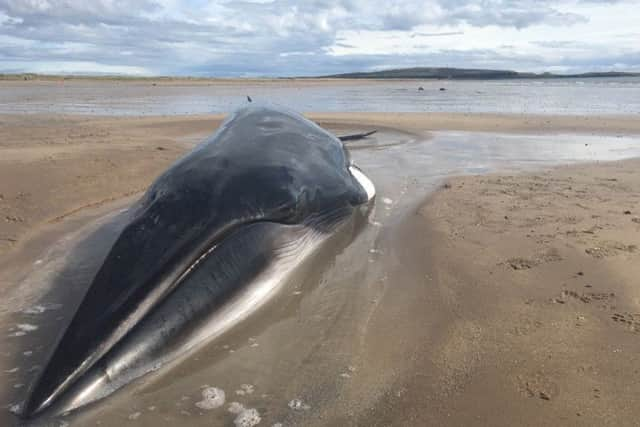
[1,60,150,75]
[0,0,638,75]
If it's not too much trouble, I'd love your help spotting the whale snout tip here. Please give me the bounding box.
[22,366,111,420]
[349,165,376,202]
[20,390,55,420]
[18,401,42,420]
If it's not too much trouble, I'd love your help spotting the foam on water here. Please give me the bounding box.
[22,303,62,314]
[195,387,226,410]
[235,384,255,395]
[288,398,311,411]
[228,402,245,414]
[8,323,38,336]
[8,402,22,414]
[234,408,261,427]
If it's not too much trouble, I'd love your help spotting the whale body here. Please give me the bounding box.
[23,105,375,417]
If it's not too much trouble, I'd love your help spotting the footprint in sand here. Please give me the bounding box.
[506,257,536,270]
[554,289,615,308]
[516,373,558,401]
[611,312,640,332]
[585,241,637,258]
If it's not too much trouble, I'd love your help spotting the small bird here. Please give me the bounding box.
[247,95,252,103]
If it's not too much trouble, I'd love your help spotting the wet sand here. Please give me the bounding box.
[374,159,640,426]
[1,112,640,426]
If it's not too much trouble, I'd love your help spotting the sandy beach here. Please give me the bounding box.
[1,108,640,426]
[405,159,640,425]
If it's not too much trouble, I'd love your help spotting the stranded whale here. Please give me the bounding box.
[22,105,375,418]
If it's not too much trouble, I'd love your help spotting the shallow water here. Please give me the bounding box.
[2,129,640,426]
[1,77,640,116]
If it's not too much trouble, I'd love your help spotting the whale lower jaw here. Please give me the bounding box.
[349,165,376,202]
[40,219,340,417]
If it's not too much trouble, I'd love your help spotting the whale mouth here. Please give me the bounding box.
[349,164,376,202]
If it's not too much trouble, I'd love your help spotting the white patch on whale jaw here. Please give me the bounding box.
[349,165,376,202]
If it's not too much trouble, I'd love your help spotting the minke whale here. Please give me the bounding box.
[22,105,375,418]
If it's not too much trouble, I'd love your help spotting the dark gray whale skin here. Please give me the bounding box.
[22,105,373,418]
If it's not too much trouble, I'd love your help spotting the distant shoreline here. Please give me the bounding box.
[321,67,640,80]
[1,67,639,82]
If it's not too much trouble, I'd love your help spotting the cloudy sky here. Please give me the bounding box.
[1,0,638,76]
